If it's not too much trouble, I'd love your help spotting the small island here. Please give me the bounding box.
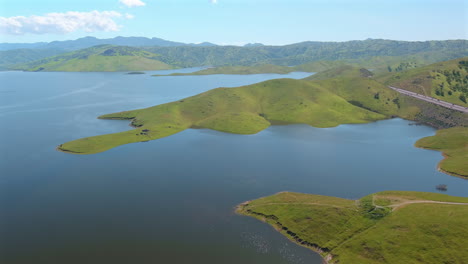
[237,191,468,264]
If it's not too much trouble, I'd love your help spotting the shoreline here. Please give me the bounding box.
[236,191,468,263]
[436,153,467,179]
[414,145,468,179]
[235,202,333,264]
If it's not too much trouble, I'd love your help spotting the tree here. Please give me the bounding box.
[460,95,467,103]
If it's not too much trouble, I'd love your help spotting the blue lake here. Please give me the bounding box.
[0,70,466,264]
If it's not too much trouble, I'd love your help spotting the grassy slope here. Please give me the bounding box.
[415,127,468,178]
[306,66,419,118]
[378,57,468,106]
[237,191,468,264]
[58,77,387,154]
[18,45,173,72]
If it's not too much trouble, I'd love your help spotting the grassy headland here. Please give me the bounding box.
[415,127,468,178]
[237,191,468,264]
[58,60,467,178]
[58,76,389,154]
[58,61,467,152]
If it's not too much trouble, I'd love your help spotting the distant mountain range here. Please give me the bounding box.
[1,37,467,71]
[0,36,218,51]
[144,39,468,68]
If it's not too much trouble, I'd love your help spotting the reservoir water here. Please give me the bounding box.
[0,70,467,264]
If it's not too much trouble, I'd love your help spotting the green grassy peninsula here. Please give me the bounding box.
[237,191,468,264]
[415,127,468,178]
[57,76,390,154]
[58,60,467,179]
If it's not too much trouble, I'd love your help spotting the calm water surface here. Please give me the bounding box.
[0,70,467,264]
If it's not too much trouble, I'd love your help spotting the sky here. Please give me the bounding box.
[0,0,466,45]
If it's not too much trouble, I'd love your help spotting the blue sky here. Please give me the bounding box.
[0,0,466,44]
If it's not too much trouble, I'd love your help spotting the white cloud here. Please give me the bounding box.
[211,0,218,3]
[120,0,146,7]
[0,11,131,35]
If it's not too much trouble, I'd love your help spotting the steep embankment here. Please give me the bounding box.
[237,191,468,264]
[15,45,173,72]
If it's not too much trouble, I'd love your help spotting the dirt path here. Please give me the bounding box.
[388,200,468,211]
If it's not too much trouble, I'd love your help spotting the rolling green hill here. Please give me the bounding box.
[237,191,468,264]
[305,66,417,118]
[15,45,173,72]
[379,57,468,106]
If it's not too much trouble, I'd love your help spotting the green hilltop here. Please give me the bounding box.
[15,45,174,72]
[237,191,468,264]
